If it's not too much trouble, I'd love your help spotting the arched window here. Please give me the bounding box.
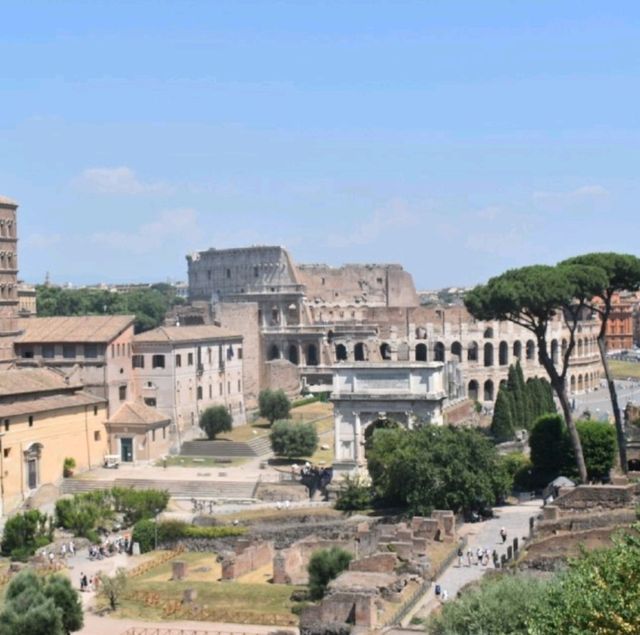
[434,342,445,362]
[484,327,494,339]
[335,343,348,361]
[513,341,522,360]
[451,341,462,362]
[526,340,536,361]
[268,344,280,361]
[306,344,318,366]
[577,374,584,392]
[570,375,576,392]
[415,343,427,362]
[380,343,392,360]
[354,342,367,361]
[551,339,559,364]
[288,344,299,365]
[484,343,494,367]
[467,341,479,362]
[577,339,583,358]
[484,379,494,401]
[468,380,479,401]
[499,341,508,366]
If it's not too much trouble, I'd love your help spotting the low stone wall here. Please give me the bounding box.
[535,509,636,538]
[348,552,397,574]
[544,484,638,519]
[221,540,274,580]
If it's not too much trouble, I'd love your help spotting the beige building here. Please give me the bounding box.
[105,401,171,464]
[0,196,21,367]
[0,368,107,516]
[14,315,136,416]
[17,283,37,317]
[132,325,245,445]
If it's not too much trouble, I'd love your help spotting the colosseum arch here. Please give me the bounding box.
[577,339,583,357]
[434,342,445,363]
[268,344,280,361]
[484,342,494,367]
[468,380,479,401]
[551,339,559,364]
[306,343,319,366]
[484,327,494,339]
[336,343,348,361]
[467,341,479,362]
[513,340,522,360]
[526,340,536,360]
[354,342,367,362]
[577,374,584,392]
[288,344,299,365]
[415,343,427,362]
[570,375,576,392]
[380,342,392,361]
[484,379,494,401]
[499,341,509,366]
[451,341,462,362]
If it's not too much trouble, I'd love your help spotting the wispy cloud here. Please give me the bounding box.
[75,166,171,195]
[327,199,420,248]
[91,209,198,254]
[24,233,62,249]
[532,184,609,207]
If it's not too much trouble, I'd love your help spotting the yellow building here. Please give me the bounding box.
[0,368,107,516]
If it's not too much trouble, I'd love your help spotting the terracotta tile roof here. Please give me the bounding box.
[133,324,241,344]
[0,368,82,397]
[0,391,105,419]
[107,401,170,426]
[17,315,136,344]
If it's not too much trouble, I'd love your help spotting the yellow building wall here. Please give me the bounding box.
[1,403,108,515]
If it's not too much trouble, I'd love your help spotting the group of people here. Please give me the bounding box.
[88,535,131,560]
[293,462,333,499]
[79,571,98,592]
[39,540,76,564]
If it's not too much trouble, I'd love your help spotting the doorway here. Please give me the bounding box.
[120,437,134,462]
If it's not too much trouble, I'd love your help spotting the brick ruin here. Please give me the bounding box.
[220,538,275,581]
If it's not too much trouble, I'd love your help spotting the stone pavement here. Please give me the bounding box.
[410,499,543,624]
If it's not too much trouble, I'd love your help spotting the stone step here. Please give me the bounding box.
[247,436,273,456]
[180,440,257,458]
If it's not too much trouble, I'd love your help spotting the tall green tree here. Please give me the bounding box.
[307,547,353,600]
[529,414,570,486]
[258,389,291,425]
[465,264,608,483]
[491,387,515,442]
[270,420,318,458]
[559,252,640,473]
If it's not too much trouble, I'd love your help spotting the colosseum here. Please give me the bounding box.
[185,245,602,407]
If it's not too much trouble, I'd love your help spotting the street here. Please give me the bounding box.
[574,379,640,419]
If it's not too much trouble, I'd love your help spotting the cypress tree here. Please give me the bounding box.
[491,387,515,442]
[506,364,524,428]
[515,361,531,428]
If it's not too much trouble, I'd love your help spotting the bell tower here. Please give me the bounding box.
[0,196,21,366]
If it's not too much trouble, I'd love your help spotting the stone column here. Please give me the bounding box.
[334,411,343,461]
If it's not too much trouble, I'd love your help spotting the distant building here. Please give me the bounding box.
[0,368,107,516]
[17,283,37,317]
[601,292,635,351]
[132,325,245,446]
[14,315,136,416]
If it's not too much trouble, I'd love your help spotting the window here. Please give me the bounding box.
[187,352,194,366]
[21,349,34,359]
[175,354,182,367]
[28,416,33,427]
[238,347,243,360]
[152,429,156,442]
[119,385,127,401]
[94,431,101,442]
[226,268,231,278]
[63,344,76,359]
[207,269,212,280]
[132,355,144,369]
[4,419,9,432]
[254,266,259,278]
[3,448,9,459]
[84,344,98,358]
[42,344,55,359]
[93,406,98,416]
[227,346,234,360]
[197,386,203,400]
[219,383,223,396]
[237,379,241,393]
[144,397,157,407]
[111,344,115,358]
[152,355,166,369]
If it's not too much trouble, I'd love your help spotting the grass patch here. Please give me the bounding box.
[609,359,640,380]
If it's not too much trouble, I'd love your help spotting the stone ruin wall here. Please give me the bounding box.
[221,539,274,581]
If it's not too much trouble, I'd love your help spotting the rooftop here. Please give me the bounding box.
[0,368,82,397]
[0,195,18,207]
[17,315,136,344]
[0,391,104,419]
[134,324,241,344]
[107,401,171,426]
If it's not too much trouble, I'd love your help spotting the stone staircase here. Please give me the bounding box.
[60,477,257,500]
[247,435,273,457]
[179,439,257,458]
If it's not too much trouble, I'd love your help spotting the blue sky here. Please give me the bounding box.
[2,1,639,288]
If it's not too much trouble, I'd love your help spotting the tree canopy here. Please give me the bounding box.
[270,420,318,458]
[367,425,511,515]
[258,389,291,424]
[199,405,233,440]
[307,547,353,600]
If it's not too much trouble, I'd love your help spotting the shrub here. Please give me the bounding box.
[308,547,353,600]
[1,510,53,560]
[199,405,233,440]
[499,452,534,491]
[270,420,318,458]
[111,487,170,525]
[63,457,76,478]
[259,389,291,424]
[132,519,246,553]
[335,474,372,511]
[574,419,617,481]
[98,568,127,611]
